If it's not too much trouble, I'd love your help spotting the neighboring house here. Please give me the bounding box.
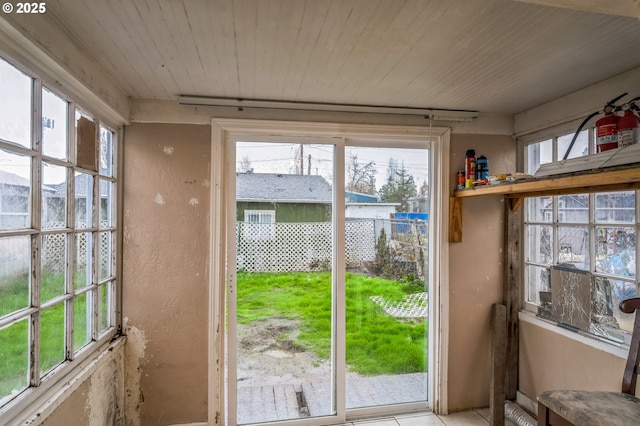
[0,169,30,228]
[236,172,332,225]
[537,193,636,265]
[407,195,429,214]
[0,169,60,228]
[345,191,398,220]
[50,175,112,226]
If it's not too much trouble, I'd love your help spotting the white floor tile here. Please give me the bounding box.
[352,418,399,426]
[396,412,444,426]
[437,410,489,425]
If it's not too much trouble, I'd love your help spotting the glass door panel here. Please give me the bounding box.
[344,146,429,409]
[233,142,335,424]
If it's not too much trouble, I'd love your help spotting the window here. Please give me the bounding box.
[523,130,637,344]
[243,210,275,241]
[0,55,119,408]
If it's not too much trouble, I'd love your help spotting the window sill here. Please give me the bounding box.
[518,311,629,359]
[0,335,126,425]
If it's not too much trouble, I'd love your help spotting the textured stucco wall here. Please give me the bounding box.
[447,134,516,412]
[519,319,630,401]
[122,123,210,425]
[40,342,125,426]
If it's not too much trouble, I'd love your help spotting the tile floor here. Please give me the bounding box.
[346,408,519,426]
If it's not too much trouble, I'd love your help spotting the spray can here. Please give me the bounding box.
[457,170,465,189]
[476,155,489,181]
[464,149,476,188]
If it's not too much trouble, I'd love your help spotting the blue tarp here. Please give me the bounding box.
[394,213,428,234]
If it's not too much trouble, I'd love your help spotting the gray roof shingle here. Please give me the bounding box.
[236,173,332,202]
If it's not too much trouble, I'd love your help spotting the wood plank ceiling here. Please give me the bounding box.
[44,0,640,115]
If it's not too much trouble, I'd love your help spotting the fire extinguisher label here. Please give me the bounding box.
[597,123,618,145]
[619,128,640,147]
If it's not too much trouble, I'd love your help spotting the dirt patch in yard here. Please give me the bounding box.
[235,317,331,386]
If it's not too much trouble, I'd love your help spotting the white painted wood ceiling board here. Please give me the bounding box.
[41,0,640,115]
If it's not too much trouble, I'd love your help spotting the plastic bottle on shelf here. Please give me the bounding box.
[476,155,488,181]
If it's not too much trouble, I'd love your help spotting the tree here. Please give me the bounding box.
[379,158,417,212]
[346,153,376,195]
[238,155,252,173]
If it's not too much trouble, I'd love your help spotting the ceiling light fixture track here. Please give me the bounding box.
[177,96,478,122]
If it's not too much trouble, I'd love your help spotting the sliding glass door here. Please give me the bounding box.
[223,129,433,425]
[344,146,429,411]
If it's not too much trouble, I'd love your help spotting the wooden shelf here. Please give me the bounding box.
[449,163,640,242]
[453,165,640,199]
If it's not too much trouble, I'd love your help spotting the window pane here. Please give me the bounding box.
[526,196,552,223]
[558,226,589,270]
[99,232,112,281]
[526,225,552,264]
[609,279,638,333]
[99,179,113,227]
[74,172,93,228]
[41,234,66,302]
[558,194,588,223]
[74,232,91,290]
[40,303,65,376]
[558,130,589,159]
[526,265,551,307]
[595,192,635,224]
[99,126,113,177]
[0,318,29,402]
[0,236,30,317]
[98,283,110,333]
[42,163,67,229]
[73,292,91,351]
[595,226,636,278]
[526,139,552,174]
[42,88,68,160]
[0,150,31,230]
[0,58,31,148]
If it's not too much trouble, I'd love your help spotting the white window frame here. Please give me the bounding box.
[243,209,276,241]
[519,123,637,346]
[0,52,121,421]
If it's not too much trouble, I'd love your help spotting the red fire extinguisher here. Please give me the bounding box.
[618,97,640,148]
[564,93,627,159]
[596,103,621,153]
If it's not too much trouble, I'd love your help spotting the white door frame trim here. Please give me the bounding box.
[209,118,450,425]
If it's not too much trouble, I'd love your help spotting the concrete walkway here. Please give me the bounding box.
[237,373,428,424]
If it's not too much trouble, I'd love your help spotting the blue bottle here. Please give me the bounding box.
[476,155,488,181]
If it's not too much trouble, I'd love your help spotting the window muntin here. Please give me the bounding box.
[523,135,637,343]
[0,55,118,407]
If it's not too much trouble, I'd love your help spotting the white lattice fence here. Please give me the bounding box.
[236,220,377,273]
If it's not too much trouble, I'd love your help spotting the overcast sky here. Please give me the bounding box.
[236,142,429,191]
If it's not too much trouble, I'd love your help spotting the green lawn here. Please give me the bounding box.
[0,273,90,399]
[237,271,427,376]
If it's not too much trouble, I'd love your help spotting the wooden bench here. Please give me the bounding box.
[537,297,640,425]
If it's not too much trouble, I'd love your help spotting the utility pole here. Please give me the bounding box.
[308,154,311,175]
[299,144,304,175]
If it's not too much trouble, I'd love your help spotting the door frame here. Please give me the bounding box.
[209,118,451,425]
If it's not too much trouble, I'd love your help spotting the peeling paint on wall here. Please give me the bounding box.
[189,198,199,206]
[155,193,165,205]
[163,146,174,155]
[124,323,147,426]
[85,348,124,426]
